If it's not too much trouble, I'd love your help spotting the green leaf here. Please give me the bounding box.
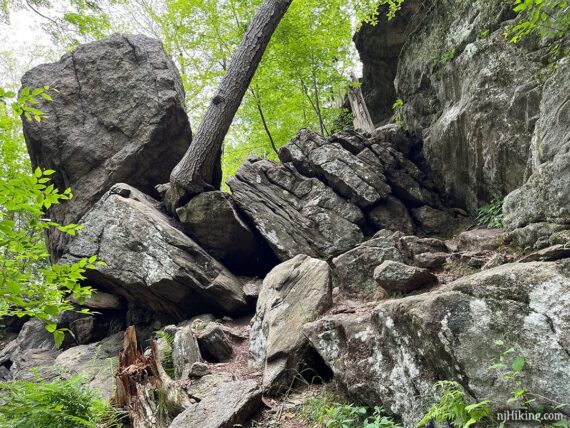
[512,356,525,372]
[53,330,65,348]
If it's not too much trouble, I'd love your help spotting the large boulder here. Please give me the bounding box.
[305,260,570,425]
[250,255,332,394]
[61,183,249,322]
[20,34,191,258]
[503,59,570,249]
[228,157,364,261]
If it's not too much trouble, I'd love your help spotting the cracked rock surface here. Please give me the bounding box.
[62,183,248,321]
[20,34,192,259]
[305,259,570,426]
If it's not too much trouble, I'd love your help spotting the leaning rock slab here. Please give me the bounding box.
[169,379,261,428]
[21,34,191,258]
[229,157,364,261]
[250,255,332,394]
[62,183,248,322]
[306,260,570,425]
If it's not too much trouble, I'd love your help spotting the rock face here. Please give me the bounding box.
[230,127,448,262]
[503,59,570,248]
[62,183,248,321]
[21,34,192,258]
[353,0,424,124]
[305,260,570,426]
[170,379,261,428]
[228,157,364,261]
[250,255,332,394]
[197,323,233,363]
[176,191,276,275]
[355,0,558,212]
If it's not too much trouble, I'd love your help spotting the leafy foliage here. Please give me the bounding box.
[301,389,403,428]
[391,98,406,130]
[506,0,570,43]
[155,330,175,378]
[0,88,102,347]
[0,375,123,427]
[477,199,504,228]
[417,381,491,428]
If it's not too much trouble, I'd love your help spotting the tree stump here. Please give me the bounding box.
[115,326,191,427]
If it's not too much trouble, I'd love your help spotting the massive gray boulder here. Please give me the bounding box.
[62,183,249,322]
[20,34,192,258]
[503,59,570,249]
[250,255,332,394]
[228,157,364,261]
[305,260,570,426]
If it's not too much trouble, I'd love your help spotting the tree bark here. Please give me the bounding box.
[115,326,191,428]
[167,0,293,208]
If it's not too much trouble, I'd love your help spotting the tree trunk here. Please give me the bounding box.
[115,327,191,428]
[347,85,375,134]
[167,0,293,208]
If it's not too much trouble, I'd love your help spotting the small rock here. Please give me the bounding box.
[482,253,512,270]
[413,252,448,270]
[173,325,201,379]
[399,235,448,259]
[367,196,415,234]
[171,380,261,428]
[73,291,123,310]
[186,372,234,400]
[374,261,438,292]
[197,323,233,363]
[456,228,503,252]
[519,244,570,263]
[189,362,210,378]
[242,278,262,302]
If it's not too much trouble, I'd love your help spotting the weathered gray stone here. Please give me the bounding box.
[455,228,503,252]
[185,372,234,400]
[367,196,415,235]
[332,230,406,295]
[306,260,570,426]
[20,34,191,258]
[188,362,210,378]
[170,379,261,428]
[519,244,570,263]
[197,323,233,363]
[229,157,364,261]
[374,260,438,292]
[250,255,332,394]
[0,320,57,381]
[75,291,123,310]
[280,129,391,207]
[411,206,457,237]
[54,332,123,399]
[176,191,274,275]
[173,325,201,380]
[62,183,248,322]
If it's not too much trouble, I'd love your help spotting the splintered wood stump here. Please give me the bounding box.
[115,326,191,428]
[347,85,375,135]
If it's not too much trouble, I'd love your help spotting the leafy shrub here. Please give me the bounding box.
[417,381,491,428]
[477,199,504,228]
[155,330,175,378]
[0,376,122,427]
[301,389,402,428]
[0,87,103,346]
[392,98,406,130]
[506,0,570,43]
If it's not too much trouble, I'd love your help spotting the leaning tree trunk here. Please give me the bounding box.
[167,0,293,210]
[115,326,191,428]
